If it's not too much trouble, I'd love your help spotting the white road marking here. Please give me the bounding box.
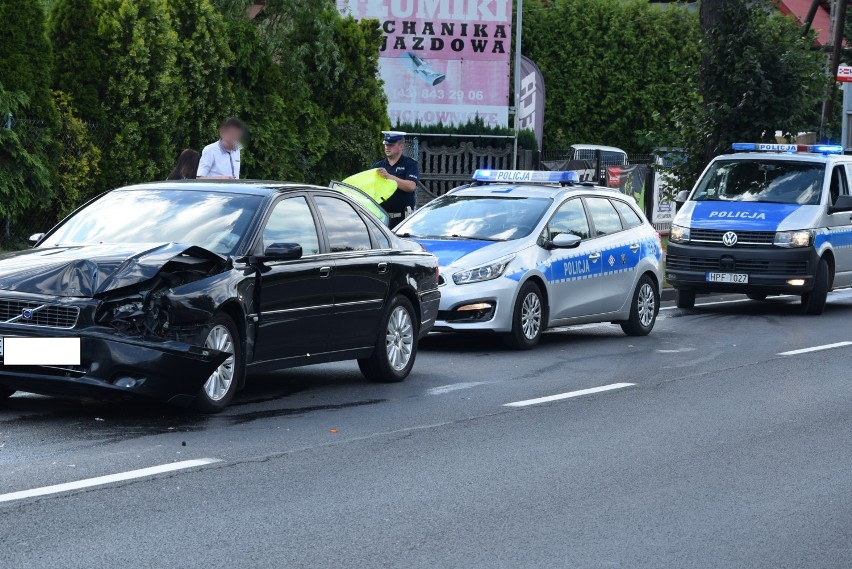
[656,347,696,353]
[660,298,752,311]
[504,383,636,408]
[0,458,221,504]
[778,341,852,356]
[427,381,489,395]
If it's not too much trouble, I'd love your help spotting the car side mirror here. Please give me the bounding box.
[254,242,302,263]
[550,233,582,249]
[829,194,852,214]
[674,190,690,209]
[28,233,45,247]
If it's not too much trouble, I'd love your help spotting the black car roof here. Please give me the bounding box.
[117,180,323,197]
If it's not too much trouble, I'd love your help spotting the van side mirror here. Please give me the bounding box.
[829,195,852,214]
[28,233,45,247]
[550,233,582,249]
[674,190,690,209]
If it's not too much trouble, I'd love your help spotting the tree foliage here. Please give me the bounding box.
[94,0,187,188]
[52,90,102,216]
[660,0,825,191]
[523,0,700,151]
[167,0,235,150]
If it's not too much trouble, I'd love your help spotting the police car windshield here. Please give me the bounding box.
[693,159,824,205]
[397,195,552,241]
[41,189,263,255]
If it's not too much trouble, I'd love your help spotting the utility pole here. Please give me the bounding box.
[512,0,523,169]
[821,0,848,139]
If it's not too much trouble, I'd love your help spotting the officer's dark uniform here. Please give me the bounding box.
[373,132,420,228]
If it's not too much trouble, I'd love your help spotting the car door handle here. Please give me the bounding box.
[630,243,641,252]
[319,266,332,278]
[377,262,388,274]
[589,252,601,261]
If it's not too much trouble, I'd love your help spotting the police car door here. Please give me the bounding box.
[583,197,635,314]
[832,164,852,285]
[543,198,603,319]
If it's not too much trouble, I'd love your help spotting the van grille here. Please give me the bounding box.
[666,255,808,274]
[690,229,776,247]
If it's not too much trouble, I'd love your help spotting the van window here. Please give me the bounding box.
[693,159,824,205]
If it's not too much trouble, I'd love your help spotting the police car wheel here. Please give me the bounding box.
[0,385,14,400]
[802,258,830,315]
[359,295,418,383]
[675,288,695,309]
[621,276,659,337]
[504,281,545,350]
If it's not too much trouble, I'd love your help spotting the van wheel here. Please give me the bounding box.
[359,295,418,383]
[802,258,830,315]
[621,276,659,336]
[503,281,545,350]
[0,385,14,400]
[675,288,695,309]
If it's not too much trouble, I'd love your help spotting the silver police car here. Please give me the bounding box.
[395,170,663,349]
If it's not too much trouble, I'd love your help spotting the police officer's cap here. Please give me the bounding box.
[382,131,406,144]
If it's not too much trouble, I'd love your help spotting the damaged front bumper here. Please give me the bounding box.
[0,326,228,406]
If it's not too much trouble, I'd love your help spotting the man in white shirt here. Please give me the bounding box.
[197,117,245,179]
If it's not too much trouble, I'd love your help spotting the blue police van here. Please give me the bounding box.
[667,143,852,314]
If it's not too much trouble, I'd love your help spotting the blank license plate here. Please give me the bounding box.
[706,272,748,284]
[0,337,81,366]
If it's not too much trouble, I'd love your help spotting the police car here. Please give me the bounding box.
[668,143,852,314]
[394,170,663,349]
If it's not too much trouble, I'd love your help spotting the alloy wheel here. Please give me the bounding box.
[638,283,656,328]
[385,306,414,371]
[203,325,235,401]
[521,292,542,340]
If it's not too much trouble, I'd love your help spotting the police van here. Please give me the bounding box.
[667,143,852,314]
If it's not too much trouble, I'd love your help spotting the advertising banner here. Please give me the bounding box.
[519,56,545,149]
[652,170,677,225]
[337,0,512,127]
[606,164,650,213]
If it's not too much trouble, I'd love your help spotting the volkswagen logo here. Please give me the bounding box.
[21,308,33,319]
[722,231,738,247]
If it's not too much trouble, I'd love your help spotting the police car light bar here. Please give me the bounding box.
[472,170,580,184]
[732,142,844,155]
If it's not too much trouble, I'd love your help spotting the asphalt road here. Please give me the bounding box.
[4,291,852,568]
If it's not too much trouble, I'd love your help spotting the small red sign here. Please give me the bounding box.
[837,65,852,83]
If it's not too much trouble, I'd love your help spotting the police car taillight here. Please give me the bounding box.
[732,142,843,155]
[472,169,580,184]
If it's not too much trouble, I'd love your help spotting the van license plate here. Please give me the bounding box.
[706,272,748,284]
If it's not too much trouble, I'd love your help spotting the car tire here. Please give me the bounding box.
[503,281,545,350]
[802,257,830,315]
[747,293,768,301]
[193,313,244,413]
[0,385,15,400]
[621,275,659,337]
[359,295,418,383]
[675,288,695,309]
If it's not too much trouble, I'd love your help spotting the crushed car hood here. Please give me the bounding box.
[0,243,228,297]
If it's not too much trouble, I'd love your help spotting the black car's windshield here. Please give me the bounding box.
[693,159,825,205]
[41,189,263,255]
[396,195,552,241]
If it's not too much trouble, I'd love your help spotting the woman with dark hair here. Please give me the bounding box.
[167,149,201,180]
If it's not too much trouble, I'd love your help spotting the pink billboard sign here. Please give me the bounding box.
[337,0,512,127]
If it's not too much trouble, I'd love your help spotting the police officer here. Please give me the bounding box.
[373,131,420,228]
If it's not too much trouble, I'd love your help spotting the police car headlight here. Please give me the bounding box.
[774,229,813,248]
[452,256,515,285]
[669,224,690,243]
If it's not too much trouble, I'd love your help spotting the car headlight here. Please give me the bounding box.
[669,224,690,243]
[774,229,814,248]
[452,256,515,285]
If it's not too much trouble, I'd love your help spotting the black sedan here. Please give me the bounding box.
[0,181,440,412]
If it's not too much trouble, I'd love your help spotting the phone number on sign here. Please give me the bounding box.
[393,88,485,102]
